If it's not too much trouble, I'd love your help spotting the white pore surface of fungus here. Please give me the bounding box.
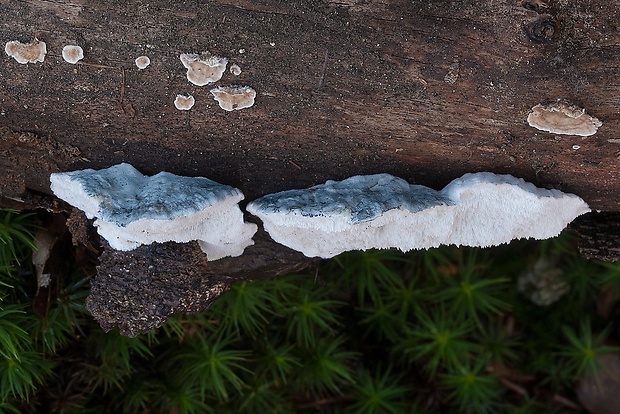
[174,94,195,110]
[210,86,256,111]
[180,52,227,86]
[247,173,590,258]
[50,163,257,260]
[527,101,602,136]
[135,55,150,69]
[62,45,84,64]
[5,39,46,64]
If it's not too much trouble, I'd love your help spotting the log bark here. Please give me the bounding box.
[1,0,619,333]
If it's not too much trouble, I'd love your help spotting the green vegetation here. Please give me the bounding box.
[1,208,619,412]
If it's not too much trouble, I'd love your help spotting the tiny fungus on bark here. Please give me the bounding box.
[230,63,242,76]
[174,94,195,110]
[210,86,256,111]
[247,173,590,258]
[50,163,257,260]
[4,38,46,64]
[527,101,602,136]
[180,52,227,86]
[61,45,84,64]
[135,55,150,69]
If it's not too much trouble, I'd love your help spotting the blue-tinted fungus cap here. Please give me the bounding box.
[50,163,257,260]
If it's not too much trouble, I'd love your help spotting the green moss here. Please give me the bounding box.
[1,208,619,412]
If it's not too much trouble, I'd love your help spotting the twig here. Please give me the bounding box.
[77,61,116,70]
[119,65,126,109]
[298,395,352,409]
[499,378,528,396]
[552,393,582,411]
[317,50,328,88]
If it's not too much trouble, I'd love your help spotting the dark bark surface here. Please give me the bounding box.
[573,212,620,262]
[0,0,618,209]
[1,0,619,333]
[89,232,314,337]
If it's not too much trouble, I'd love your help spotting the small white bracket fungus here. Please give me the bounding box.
[180,52,227,86]
[5,39,46,64]
[135,55,150,69]
[527,101,602,136]
[50,163,257,260]
[62,45,84,64]
[247,173,590,258]
[174,94,195,110]
[230,63,241,76]
[210,86,256,111]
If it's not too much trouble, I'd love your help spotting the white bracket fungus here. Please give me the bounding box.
[527,101,602,136]
[180,52,227,86]
[247,173,590,258]
[135,55,150,70]
[210,86,256,111]
[50,163,257,260]
[174,94,195,110]
[62,45,84,64]
[5,39,47,64]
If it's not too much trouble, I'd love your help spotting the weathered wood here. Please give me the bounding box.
[89,231,314,336]
[0,0,618,209]
[573,212,620,262]
[1,0,619,333]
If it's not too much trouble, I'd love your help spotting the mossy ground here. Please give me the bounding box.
[1,208,619,413]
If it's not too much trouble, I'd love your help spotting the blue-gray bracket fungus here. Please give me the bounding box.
[50,163,257,260]
[247,173,590,258]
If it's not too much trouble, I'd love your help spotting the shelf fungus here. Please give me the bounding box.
[180,52,227,86]
[50,163,257,260]
[527,101,602,136]
[4,38,47,64]
[135,55,150,70]
[62,45,84,64]
[247,173,590,258]
[210,86,256,111]
[174,94,195,110]
[230,63,241,76]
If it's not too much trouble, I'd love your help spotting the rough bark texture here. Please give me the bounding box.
[1,0,619,208]
[573,212,620,262]
[1,0,619,333]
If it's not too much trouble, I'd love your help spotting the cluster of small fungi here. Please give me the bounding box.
[177,51,255,112]
[4,38,256,113]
